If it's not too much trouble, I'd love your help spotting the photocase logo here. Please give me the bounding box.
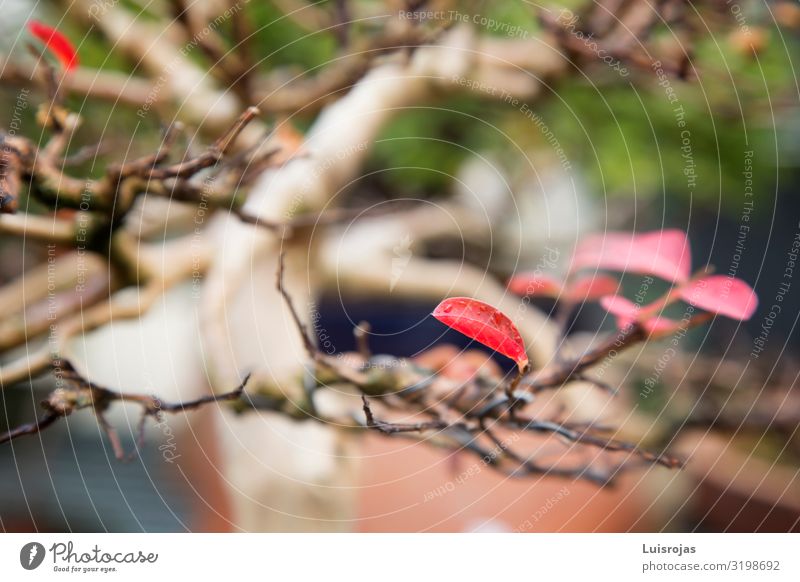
[20,542,46,570]
[390,233,413,292]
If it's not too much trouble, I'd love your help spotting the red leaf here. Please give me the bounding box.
[571,229,691,283]
[28,20,79,72]
[566,274,619,302]
[640,316,685,337]
[679,275,758,321]
[270,120,306,165]
[508,272,562,297]
[432,297,528,371]
[599,295,639,321]
[413,344,502,381]
[599,295,682,337]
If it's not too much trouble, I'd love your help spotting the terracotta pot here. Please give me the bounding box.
[355,433,666,532]
[675,431,800,532]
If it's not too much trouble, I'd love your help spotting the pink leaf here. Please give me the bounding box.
[600,295,683,336]
[599,295,639,321]
[679,275,758,321]
[28,20,79,72]
[571,229,691,283]
[566,274,619,302]
[432,297,528,371]
[508,273,562,298]
[641,316,683,337]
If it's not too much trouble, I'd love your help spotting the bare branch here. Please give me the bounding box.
[0,361,251,456]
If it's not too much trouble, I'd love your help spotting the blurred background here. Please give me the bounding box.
[1,0,799,532]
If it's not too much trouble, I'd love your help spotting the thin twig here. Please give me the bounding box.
[0,363,251,455]
[361,395,447,434]
[0,411,60,445]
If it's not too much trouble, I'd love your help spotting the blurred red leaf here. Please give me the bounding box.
[28,20,79,72]
[432,297,528,371]
[571,229,691,283]
[413,344,502,381]
[270,119,306,165]
[508,273,562,297]
[599,295,681,336]
[679,275,758,321]
[640,315,683,336]
[599,294,639,322]
[566,274,619,302]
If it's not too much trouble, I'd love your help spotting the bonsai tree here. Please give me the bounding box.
[0,1,791,530]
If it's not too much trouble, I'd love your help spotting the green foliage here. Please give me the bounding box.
[528,28,792,209]
[40,1,798,214]
[631,377,667,415]
[246,2,337,71]
[365,10,795,211]
[366,100,508,195]
[477,1,541,37]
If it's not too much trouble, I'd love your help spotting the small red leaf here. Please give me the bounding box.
[599,295,639,321]
[641,316,683,337]
[679,275,758,321]
[508,273,562,298]
[432,297,528,371]
[566,274,619,302]
[270,120,306,165]
[571,229,691,283]
[600,295,681,336]
[28,20,79,72]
